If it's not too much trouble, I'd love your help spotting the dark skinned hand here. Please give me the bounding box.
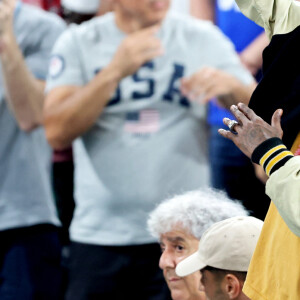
[218,103,283,158]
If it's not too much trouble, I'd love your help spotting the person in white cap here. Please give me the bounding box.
[176,216,263,300]
[148,189,248,300]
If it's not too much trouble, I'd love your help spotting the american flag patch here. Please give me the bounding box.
[124,110,160,134]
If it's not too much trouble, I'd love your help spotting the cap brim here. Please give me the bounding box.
[175,251,207,277]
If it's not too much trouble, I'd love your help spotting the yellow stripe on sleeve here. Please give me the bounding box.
[259,144,286,166]
[265,151,294,176]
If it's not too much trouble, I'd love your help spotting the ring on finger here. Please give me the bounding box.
[227,119,239,134]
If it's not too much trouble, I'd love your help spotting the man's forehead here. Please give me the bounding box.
[160,230,189,243]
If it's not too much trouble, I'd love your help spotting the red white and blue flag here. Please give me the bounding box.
[124,110,160,134]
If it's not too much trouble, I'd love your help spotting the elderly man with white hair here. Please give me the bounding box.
[148,189,248,300]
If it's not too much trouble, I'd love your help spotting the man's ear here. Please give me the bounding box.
[222,274,243,299]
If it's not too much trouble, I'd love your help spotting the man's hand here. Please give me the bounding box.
[0,0,16,54]
[108,25,164,79]
[218,103,283,158]
[180,67,253,107]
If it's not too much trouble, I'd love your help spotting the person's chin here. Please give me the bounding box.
[143,14,166,27]
[168,280,189,300]
[144,7,169,26]
[170,288,189,300]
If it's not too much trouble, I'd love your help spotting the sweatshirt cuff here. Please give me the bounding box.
[251,137,294,176]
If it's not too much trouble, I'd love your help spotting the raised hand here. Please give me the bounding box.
[108,25,164,79]
[218,103,283,158]
[180,67,252,107]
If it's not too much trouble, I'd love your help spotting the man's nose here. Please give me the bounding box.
[159,250,176,270]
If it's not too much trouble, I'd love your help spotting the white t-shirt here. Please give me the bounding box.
[170,0,190,14]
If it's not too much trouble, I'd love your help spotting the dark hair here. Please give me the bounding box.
[62,7,96,25]
[201,266,247,282]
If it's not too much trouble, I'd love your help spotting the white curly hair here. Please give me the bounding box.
[148,188,248,240]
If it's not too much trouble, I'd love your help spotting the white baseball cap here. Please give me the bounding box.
[176,216,263,277]
[61,0,101,14]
